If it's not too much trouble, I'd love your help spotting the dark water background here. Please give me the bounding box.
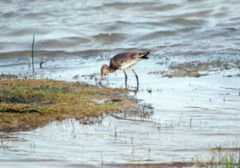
[0,0,240,167]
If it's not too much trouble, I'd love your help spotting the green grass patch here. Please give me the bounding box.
[0,79,137,132]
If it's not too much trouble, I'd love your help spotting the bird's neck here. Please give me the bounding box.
[107,66,116,73]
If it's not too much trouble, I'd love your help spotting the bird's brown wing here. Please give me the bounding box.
[110,52,139,69]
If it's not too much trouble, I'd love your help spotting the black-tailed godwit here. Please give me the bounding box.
[99,51,150,88]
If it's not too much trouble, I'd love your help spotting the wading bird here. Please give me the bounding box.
[99,51,150,89]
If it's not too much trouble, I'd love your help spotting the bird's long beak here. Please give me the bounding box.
[99,73,104,84]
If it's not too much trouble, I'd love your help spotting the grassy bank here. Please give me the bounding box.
[0,79,137,132]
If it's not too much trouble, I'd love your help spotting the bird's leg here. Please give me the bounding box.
[132,69,139,84]
[123,70,127,88]
[132,69,139,90]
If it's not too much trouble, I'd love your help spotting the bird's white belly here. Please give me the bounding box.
[119,60,137,70]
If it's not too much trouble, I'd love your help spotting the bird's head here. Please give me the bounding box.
[99,65,109,84]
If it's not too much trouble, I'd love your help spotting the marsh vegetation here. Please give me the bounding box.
[0,78,138,132]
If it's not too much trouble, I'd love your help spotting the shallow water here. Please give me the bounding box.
[0,0,240,167]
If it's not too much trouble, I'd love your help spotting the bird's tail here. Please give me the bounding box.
[138,51,150,59]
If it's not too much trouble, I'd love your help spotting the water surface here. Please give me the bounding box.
[0,0,240,167]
